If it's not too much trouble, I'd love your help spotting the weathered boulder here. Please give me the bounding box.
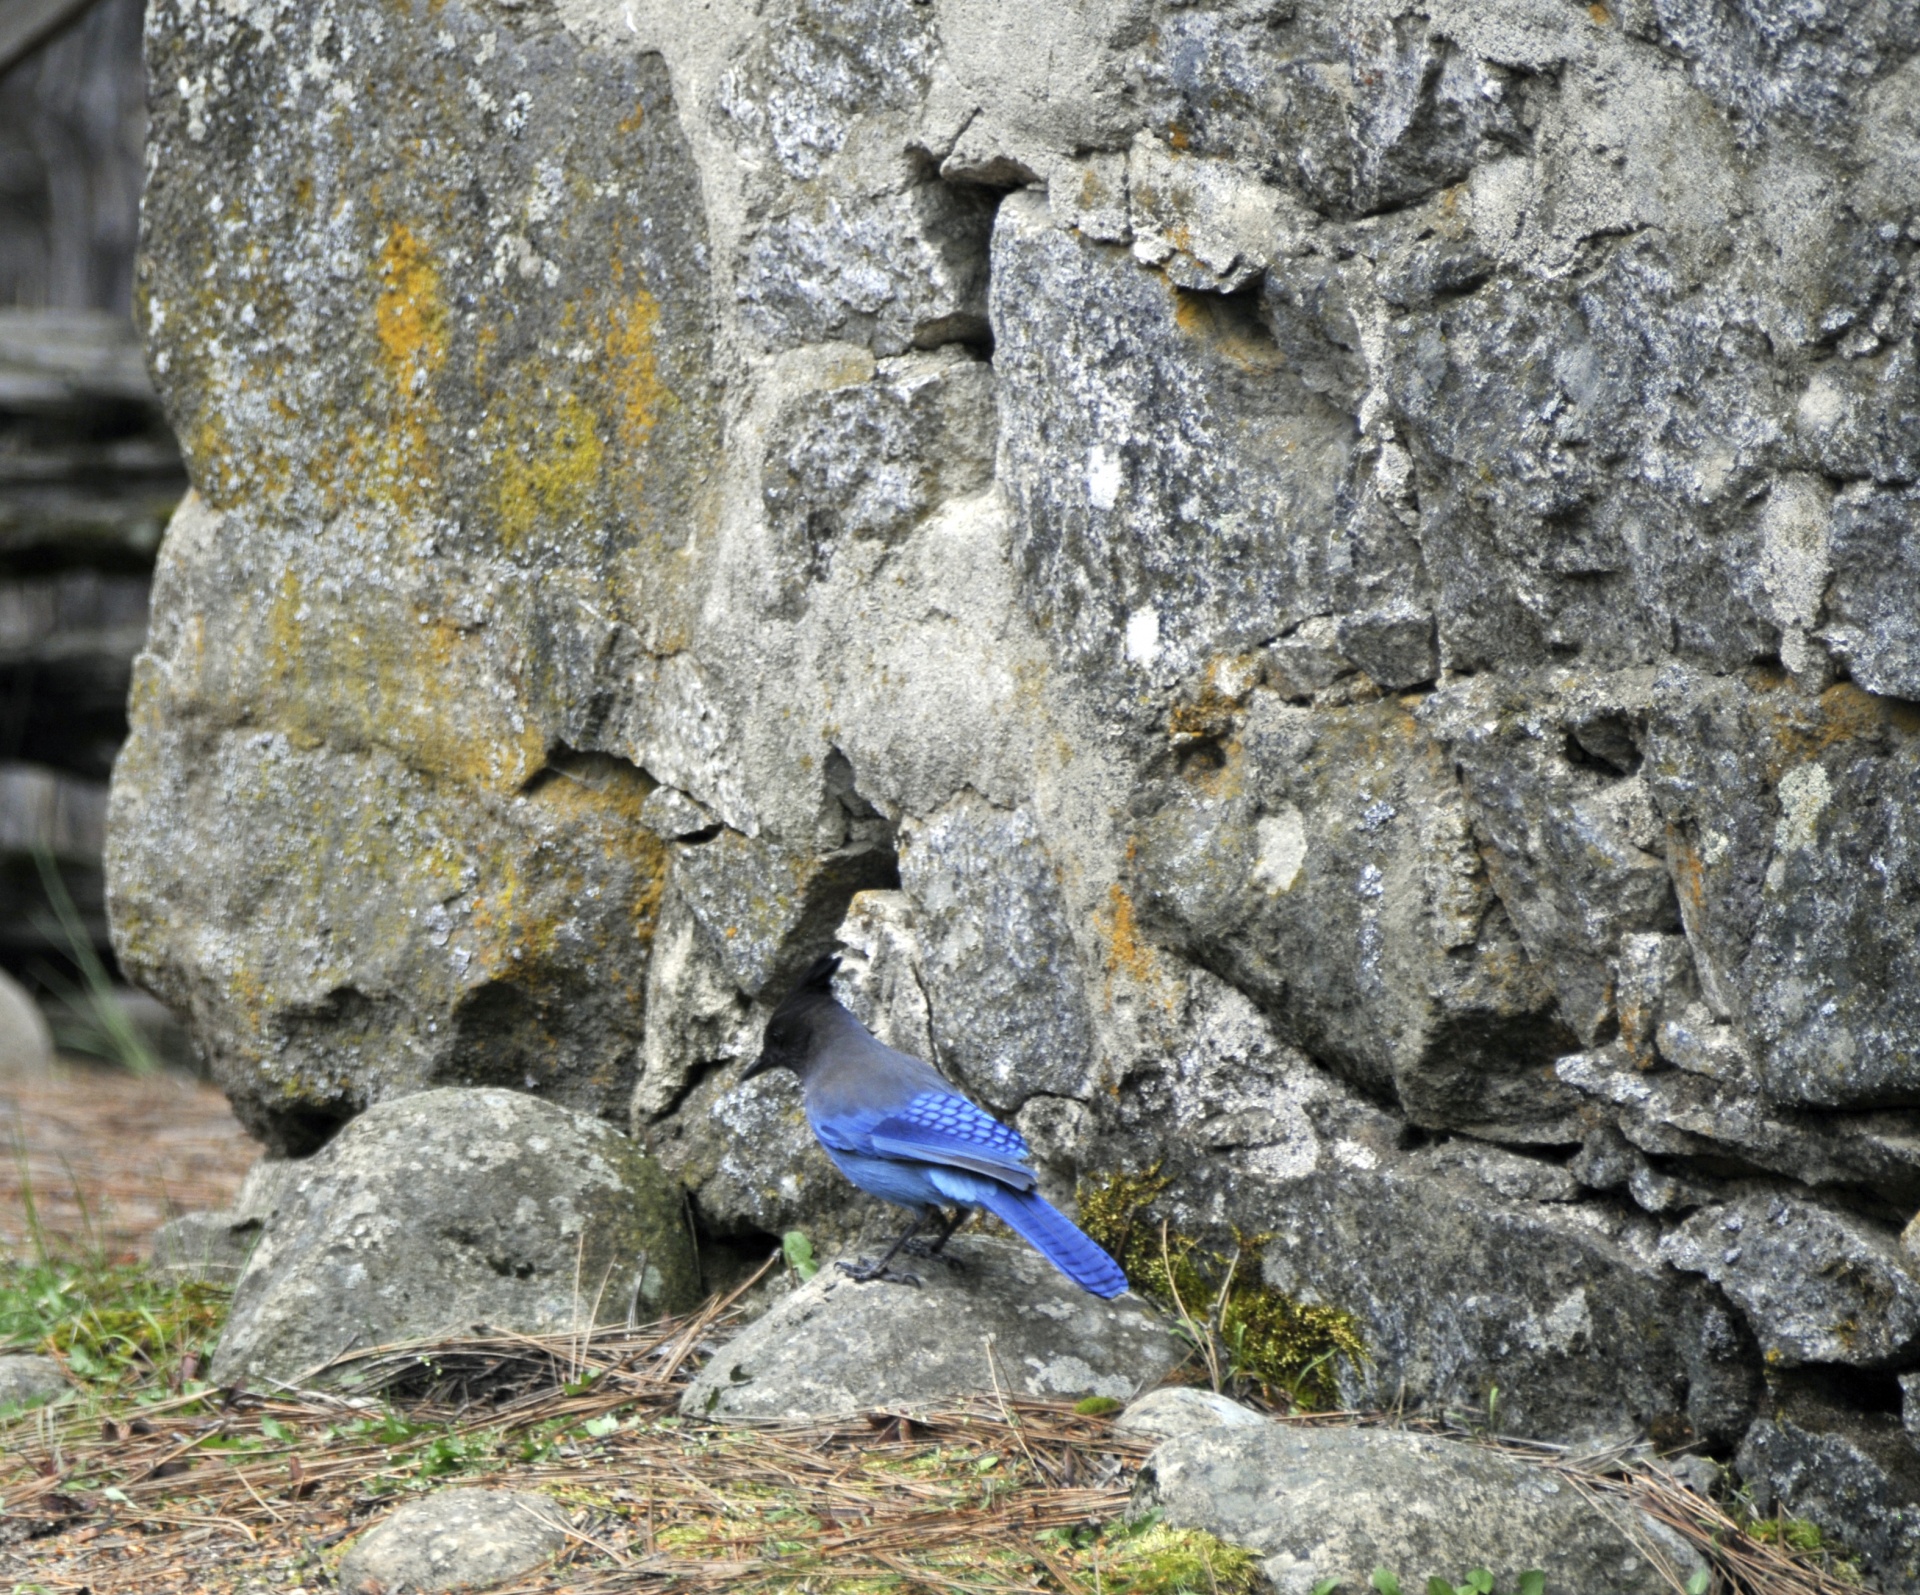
[337,1488,566,1595]
[213,1088,698,1387]
[680,1236,1181,1421]
[1136,1424,1705,1595]
[1663,1195,1920,1369]
[0,1354,68,1409]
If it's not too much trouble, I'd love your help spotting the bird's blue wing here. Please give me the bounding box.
[865,1091,1037,1191]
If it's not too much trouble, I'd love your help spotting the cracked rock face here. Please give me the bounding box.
[114,0,1920,1576]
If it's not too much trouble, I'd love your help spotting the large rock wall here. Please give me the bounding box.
[112,0,1920,1566]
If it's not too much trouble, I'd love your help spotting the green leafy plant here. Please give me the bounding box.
[781,1230,819,1282]
[1,1165,227,1390]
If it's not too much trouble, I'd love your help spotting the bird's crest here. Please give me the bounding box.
[769,952,842,1023]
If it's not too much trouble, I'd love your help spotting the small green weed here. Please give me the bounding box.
[781,1230,819,1282]
[1749,1514,1826,1554]
[0,1251,227,1389]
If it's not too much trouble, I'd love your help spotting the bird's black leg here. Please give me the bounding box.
[838,1214,926,1286]
[922,1206,967,1255]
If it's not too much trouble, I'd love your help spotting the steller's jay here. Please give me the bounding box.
[742,954,1128,1298]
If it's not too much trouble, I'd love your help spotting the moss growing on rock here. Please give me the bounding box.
[1079,1165,1366,1410]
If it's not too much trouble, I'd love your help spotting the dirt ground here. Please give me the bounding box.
[0,1062,259,1257]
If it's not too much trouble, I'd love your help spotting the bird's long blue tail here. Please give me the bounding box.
[967,1182,1129,1299]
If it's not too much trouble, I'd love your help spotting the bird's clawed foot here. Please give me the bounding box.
[837,1258,923,1287]
[903,1208,968,1260]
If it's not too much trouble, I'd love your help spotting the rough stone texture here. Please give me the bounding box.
[0,1353,68,1408]
[1261,1138,1762,1449]
[1136,1424,1704,1595]
[1112,1386,1267,1442]
[213,1088,698,1387]
[680,1236,1181,1421]
[336,1488,566,1595]
[1737,1379,1920,1595]
[1663,1195,1920,1369]
[114,0,1920,1573]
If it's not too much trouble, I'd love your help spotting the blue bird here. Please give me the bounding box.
[742,954,1128,1298]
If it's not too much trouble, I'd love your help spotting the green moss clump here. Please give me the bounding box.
[1079,1165,1367,1411]
[1041,1518,1265,1595]
[1104,1522,1265,1595]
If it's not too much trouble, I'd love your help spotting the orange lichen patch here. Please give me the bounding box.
[374,223,448,392]
[1752,676,1909,783]
[1100,881,1157,986]
[617,99,647,135]
[604,285,666,459]
[367,220,452,512]
[1587,1,1612,21]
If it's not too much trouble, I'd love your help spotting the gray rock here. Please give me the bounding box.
[213,1088,699,1388]
[1663,1195,1920,1368]
[1645,669,1920,1110]
[1738,1379,1920,1595]
[0,1354,68,1408]
[991,190,1357,698]
[0,967,52,1076]
[1113,1385,1267,1441]
[898,795,1096,1109]
[1558,1044,1920,1209]
[1136,1424,1704,1595]
[1134,690,1576,1140]
[1262,1142,1762,1448]
[761,351,995,616]
[107,0,1920,1510]
[337,1488,566,1595]
[1432,673,1678,1047]
[1824,485,1920,700]
[681,1236,1181,1421]
[149,1210,261,1285]
[112,0,722,1149]
[151,1155,302,1283]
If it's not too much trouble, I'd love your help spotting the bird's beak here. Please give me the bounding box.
[741,1049,773,1081]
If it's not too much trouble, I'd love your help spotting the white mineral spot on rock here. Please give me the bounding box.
[1086,445,1122,510]
[1124,605,1160,666]
[1251,807,1308,895]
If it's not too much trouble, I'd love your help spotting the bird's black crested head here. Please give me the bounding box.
[743,953,842,1080]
